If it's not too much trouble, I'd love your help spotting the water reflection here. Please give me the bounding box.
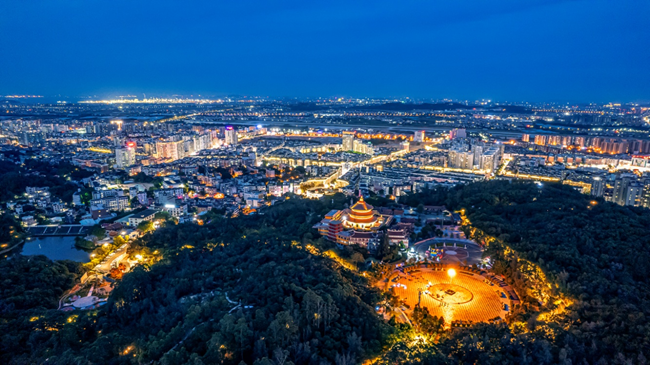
[21,236,91,262]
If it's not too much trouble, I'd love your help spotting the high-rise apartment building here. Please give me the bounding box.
[225,126,237,146]
[612,176,629,205]
[448,148,474,169]
[479,147,500,172]
[342,132,355,151]
[472,144,484,167]
[353,139,374,155]
[449,128,466,139]
[534,135,547,146]
[156,140,185,161]
[193,134,212,151]
[413,130,425,143]
[401,140,410,151]
[115,142,136,168]
[591,176,605,197]
[642,177,650,208]
[625,183,644,207]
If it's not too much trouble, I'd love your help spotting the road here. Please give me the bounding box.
[95,243,129,273]
[0,240,24,256]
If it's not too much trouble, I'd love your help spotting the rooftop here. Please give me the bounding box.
[130,209,158,219]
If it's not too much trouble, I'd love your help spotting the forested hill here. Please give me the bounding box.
[1,196,390,365]
[408,181,650,364]
[5,182,650,364]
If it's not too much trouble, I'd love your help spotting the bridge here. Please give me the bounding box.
[27,225,92,237]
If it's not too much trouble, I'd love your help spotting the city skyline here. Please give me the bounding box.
[1,0,649,102]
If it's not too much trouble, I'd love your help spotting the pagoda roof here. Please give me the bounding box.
[350,196,373,212]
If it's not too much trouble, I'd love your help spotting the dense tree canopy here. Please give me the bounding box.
[1,197,390,364]
[0,255,84,363]
[4,181,650,364]
[406,181,650,364]
[0,160,93,203]
[0,214,24,244]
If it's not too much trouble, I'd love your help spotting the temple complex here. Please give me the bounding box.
[314,195,409,250]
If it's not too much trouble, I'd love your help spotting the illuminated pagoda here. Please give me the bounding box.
[342,195,383,230]
[313,195,399,248]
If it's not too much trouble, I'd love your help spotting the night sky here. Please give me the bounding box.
[1,0,648,102]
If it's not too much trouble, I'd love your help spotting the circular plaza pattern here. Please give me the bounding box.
[388,268,506,325]
[427,283,473,304]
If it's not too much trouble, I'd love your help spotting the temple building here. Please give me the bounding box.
[314,195,406,250]
[341,196,383,230]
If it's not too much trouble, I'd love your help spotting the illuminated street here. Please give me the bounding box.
[95,243,129,273]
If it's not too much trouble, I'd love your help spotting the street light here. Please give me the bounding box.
[447,268,456,285]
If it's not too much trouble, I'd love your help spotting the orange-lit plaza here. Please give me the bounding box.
[387,267,511,327]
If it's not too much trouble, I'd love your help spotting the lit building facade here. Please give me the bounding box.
[115,142,136,168]
[342,132,355,151]
[313,197,404,249]
[449,128,466,139]
[225,126,237,146]
[342,196,382,230]
[156,140,185,161]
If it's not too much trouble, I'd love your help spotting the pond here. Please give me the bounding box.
[21,236,91,263]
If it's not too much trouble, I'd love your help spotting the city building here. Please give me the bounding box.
[625,182,644,207]
[642,178,650,208]
[342,196,382,230]
[448,148,474,170]
[342,132,356,151]
[313,196,396,249]
[534,135,548,146]
[225,126,237,146]
[449,128,466,139]
[478,147,500,172]
[128,209,158,227]
[546,136,560,146]
[91,196,129,211]
[115,142,136,168]
[156,140,185,161]
[353,139,374,155]
[591,176,605,197]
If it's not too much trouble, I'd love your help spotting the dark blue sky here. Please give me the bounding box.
[1,0,648,102]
